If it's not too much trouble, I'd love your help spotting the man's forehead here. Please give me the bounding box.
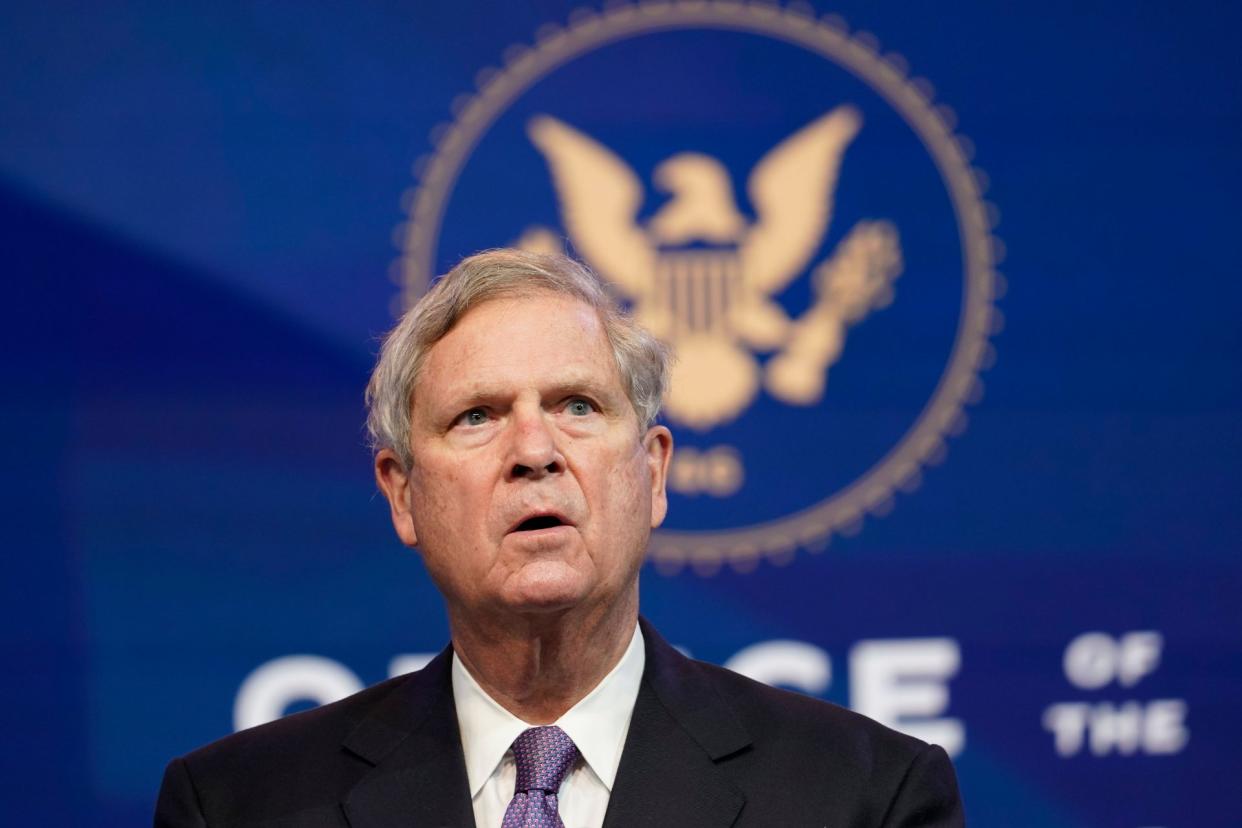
[416,292,624,401]
[453,291,603,342]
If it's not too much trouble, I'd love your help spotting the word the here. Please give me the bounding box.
[1043,700,1188,757]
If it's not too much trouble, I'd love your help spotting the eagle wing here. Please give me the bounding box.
[527,116,656,299]
[740,106,863,294]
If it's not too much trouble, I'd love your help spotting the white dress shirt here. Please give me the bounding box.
[451,623,645,828]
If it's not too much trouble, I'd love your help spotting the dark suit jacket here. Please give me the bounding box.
[156,619,963,827]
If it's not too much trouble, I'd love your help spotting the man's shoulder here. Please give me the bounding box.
[156,662,452,826]
[690,655,929,763]
[634,630,964,825]
[181,671,411,772]
[639,621,929,768]
[672,655,963,823]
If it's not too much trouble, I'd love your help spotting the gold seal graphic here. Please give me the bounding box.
[520,108,901,430]
[395,1,1002,574]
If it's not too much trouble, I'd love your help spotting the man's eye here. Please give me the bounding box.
[566,399,595,416]
[459,408,489,426]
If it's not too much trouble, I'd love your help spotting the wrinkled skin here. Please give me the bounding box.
[374,292,672,719]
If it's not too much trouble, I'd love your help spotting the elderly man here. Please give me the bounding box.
[155,249,963,827]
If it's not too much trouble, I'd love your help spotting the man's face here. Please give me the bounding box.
[375,291,672,621]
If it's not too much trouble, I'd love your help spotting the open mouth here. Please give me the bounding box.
[511,514,568,532]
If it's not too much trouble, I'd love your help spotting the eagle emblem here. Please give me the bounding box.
[520,106,904,430]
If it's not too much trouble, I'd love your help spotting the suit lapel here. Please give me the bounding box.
[602,620,749,828]
[339,648,477,828]
[335,622,747,827]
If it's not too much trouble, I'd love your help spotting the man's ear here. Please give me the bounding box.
[643,425,674,529]
[375,448,419,548]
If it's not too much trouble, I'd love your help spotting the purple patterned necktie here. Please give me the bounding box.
[500,725,580,828]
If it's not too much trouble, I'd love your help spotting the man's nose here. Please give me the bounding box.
[507,410,565,480]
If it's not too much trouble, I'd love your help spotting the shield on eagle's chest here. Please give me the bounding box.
[652,246,759,430]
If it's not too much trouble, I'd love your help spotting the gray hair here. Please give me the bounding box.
[366,249,670,468]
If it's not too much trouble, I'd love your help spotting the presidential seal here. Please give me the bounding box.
[395,1,1002,574]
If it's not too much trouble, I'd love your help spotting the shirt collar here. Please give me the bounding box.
[452,622,645,797]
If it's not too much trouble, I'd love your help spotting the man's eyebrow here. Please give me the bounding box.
[542,375,623,399]
[435,373,624,407]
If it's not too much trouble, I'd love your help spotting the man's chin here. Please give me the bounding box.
[501,561,591,613]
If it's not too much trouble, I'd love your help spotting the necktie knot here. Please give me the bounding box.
[511,725,579,794]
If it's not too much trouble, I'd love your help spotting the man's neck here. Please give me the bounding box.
[447,594,639,724]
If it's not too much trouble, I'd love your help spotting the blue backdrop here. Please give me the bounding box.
[5,2,1241,825]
